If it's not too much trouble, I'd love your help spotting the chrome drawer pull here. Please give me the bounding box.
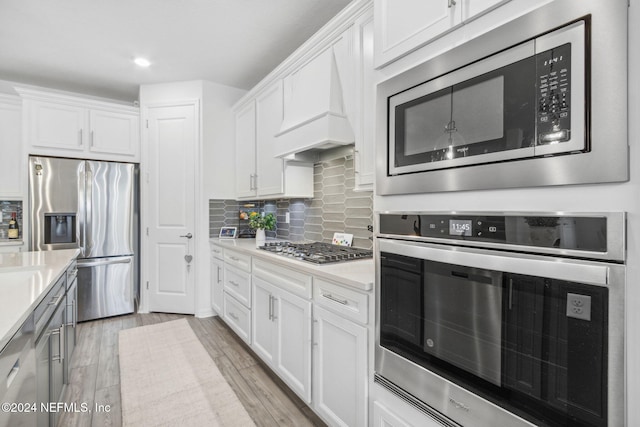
[48,294,63,306]
[229,280,239,287]
[229,312,239,321]
[322,293,348,305]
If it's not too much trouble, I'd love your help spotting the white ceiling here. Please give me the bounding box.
[0,0,352,102]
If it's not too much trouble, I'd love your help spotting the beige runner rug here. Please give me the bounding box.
[119,319,255,427]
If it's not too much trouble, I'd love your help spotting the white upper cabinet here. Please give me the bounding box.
[0,94,23,198]
[235,101,257,199]
[88,109,139,157]
[255,81,286,197]
[17,88,140,161]
[374,0,511,67]
[353,10,375,190]
[235,81,313,200]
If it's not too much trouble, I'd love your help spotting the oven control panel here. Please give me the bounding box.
[379,213,608,252]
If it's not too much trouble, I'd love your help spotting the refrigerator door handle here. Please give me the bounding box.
[85,164,93,255]
[77,258,132,268]
[78,161,87,257]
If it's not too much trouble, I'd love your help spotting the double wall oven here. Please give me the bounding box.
[375,212,625,427]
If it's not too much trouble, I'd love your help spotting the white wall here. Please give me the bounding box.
[373,0,640,425]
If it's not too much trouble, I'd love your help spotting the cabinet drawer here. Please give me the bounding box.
[223,292,251,345]
[224,249,251,272]
[33,275,66,337]
[253,258,312,299]
[224,264,251,308]
[210,244,224,261]
[314,278,368,325]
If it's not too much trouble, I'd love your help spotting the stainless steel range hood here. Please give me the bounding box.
[275,45,354,159]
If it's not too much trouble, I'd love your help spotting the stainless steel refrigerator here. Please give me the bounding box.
[29,156,139,322]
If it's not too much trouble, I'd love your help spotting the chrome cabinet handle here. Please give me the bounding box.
[229,280,239,287]
[268,295,273,321]
[51,326,64,363]
[229,312,239,321]
[230,256,240,261]
[48,294,64,306]
[79,129,83,146]
[217,266,221,283]
[448,0,456,7]
[180,233,193,239]
[90,130,94,147]
[322,293,349,305]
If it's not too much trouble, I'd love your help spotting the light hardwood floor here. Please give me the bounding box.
[57,313,327,427]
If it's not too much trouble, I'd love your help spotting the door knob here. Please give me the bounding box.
[180,233,193,239]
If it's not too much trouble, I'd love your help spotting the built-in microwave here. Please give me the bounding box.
[376,0,628,195]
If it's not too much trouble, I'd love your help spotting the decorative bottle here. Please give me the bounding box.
[8,212,19,239]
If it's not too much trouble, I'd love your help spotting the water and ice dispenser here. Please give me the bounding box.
[44,213,76,244]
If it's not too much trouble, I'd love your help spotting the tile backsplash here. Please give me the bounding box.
[0,200,23,240]
[209,154,373,249]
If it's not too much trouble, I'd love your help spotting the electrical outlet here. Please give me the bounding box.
[566,293,591,321]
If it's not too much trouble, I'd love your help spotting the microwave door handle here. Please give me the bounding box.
[508,278,513,310]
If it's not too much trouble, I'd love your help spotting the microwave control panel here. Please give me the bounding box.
[379,213,607,252]
[536,43,572,145]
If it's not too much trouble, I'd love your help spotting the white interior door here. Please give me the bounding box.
[147,103,196,314]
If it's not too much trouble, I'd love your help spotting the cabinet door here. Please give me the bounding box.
[374,0,462,67]
[461,0,511,21]
[276,289,312,403]
[372,401,412,427]
[89,109,139,157]
[313,305,367,427]
[49,302,66,427]
[235,101,257,198]
[354,11,375,190]
[255,81,285,197]
[35,331,50,427]
[27,100,86,152]
[64,276,78,384]
[0,98,22,197]
[251,277,277,366]
[210,256,224,315]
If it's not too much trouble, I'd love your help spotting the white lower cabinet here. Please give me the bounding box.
[213,245,372,425]
[313,305,368,427]
[373,401,412,427]
[252,266,312,403]
[210,255,224,315]
[223,292,251,345]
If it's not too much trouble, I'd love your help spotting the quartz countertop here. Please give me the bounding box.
[0,249,79,352]
[210,238,374,291]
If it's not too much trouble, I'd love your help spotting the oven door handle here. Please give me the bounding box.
[378,239,610,286]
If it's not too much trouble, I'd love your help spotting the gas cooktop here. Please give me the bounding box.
[259,241,373,264]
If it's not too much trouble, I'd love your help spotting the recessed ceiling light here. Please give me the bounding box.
[134,57,151,67]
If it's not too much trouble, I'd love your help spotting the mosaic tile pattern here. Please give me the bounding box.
[0,200,23,240]
[209,151,373,249]
[304,156,373,249]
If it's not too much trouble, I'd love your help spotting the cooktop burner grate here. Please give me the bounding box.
[259,241,372,264]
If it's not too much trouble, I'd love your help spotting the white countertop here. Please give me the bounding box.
[210,238,374,291]
[0,249,80,351]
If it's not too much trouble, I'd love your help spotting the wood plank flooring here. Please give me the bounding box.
[57,313,327,427]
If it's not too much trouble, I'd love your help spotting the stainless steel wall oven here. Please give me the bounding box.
[375,212,625,427]
[376,0,628,195]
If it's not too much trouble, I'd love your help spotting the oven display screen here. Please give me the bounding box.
[449,219,472,236]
